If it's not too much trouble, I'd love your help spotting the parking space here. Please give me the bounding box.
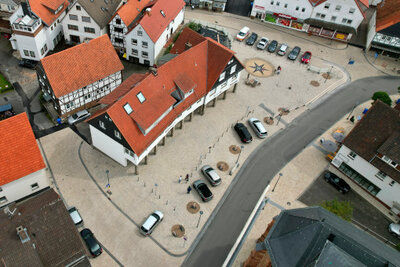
[298,171,399,244]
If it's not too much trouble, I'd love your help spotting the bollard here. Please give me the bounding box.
[151,188,153,193]
[159,194,161,199]
[174,206,176,211]
[144,182,146,187]
[166,200,168,205]
[137,177,139,182]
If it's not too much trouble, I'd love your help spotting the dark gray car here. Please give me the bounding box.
[288,46,301,60]
[201,165,221,186]
[267,40,278,53]
[193,180,213,202]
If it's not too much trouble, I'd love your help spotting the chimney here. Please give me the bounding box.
[16,226,30,244]
[149,66,158,76]
[184,42,192,51]
[145,7,151,16]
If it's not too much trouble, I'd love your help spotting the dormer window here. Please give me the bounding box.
[160,10,166,17]
[124,103,133,114]
[54,4,63,14]
[137,92,145,103]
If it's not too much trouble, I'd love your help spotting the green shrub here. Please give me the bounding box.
[188,22,202,32]
[0,73,13,93]
[321,199,353,221]
[372,91,392,106]
[164,44,173,55]
[173,30,182,43]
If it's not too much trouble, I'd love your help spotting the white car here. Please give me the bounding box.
[236,26,250,41]
[389,223,400,238]
[67,109,91,125]
[257,37,269,50]
[277,43,289,56]
[201,165,222,186]
[140,211,164,236]
[248,118,267,138]
[68,207,83,225]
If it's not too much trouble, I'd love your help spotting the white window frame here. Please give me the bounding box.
[0,196,7,204]
[137,92,145,103]
[114,130,121,139]
[219,72,226,82]
[375,171,387,181]
[31,183,39,190]
[324,3,330,9]
[382,155,391,163]
[348,151,356,159]
[124,103,133,114]
[230,64,236,75]
[336,5,341,11]
[349,7,355,14]
[99,120,106,129]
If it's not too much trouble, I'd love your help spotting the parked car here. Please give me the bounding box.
[267,40,278,53]
[140,211,164,236]
[68,207,83,225]
[80,228,102,257]
[246,32,258,46]
[324,172,350,193]
[236,26,250,41]
[248,118,267,138]
[277,43,288,56]
[18,59,37,69]
[301,51,312,64]
[389,223,400,239]
[288,46,301,60]
[68,109,91,125]
[256,37,269,50]
[201,165,221,186]
[2,33,11,39]
[193,180,213,202]
[234,123,253,143]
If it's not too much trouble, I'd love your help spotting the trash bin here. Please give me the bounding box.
[362,108,368,114]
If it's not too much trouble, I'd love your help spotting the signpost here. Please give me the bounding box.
[106,170,112,195]
[197,211,204,228]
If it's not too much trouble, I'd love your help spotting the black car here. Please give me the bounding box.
[246,32,258,46]
[80,228,102,257]
[324,172,351,193]
[18,59,38,69]
[267,40,278,53]
[193,180,213,202]
[288,46,301,60]
[234,123,253,143]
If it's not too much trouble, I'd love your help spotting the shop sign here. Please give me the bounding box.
[254,5,265,10]
[273,13,297,20]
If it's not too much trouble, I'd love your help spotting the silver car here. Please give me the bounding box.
[277,43,288,56]
[389,223,400,238]
[201,165,221,186]
[257,37,269,50]
[68,109,91,125]
[248,118,267,138]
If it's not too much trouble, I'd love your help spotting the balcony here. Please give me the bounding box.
[12,15,42,33]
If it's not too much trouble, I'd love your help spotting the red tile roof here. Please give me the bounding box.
[40,35,124,98]
[173,73,196,93]
[171,27,207,54]
[114,0,153,28]
[0,113,45,186]
[29,0,69,26]
[140,0,185,42]
[376,0,400,31]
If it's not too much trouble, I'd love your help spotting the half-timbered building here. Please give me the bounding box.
[37,34,124,118]
[87,28,244,171]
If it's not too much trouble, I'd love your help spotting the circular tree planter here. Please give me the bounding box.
[217,161,229,171]
[264,116,274,125]
[310,80,320,87]
[186,201,200,214]
[171,224,185,238]
[229,145,241,154]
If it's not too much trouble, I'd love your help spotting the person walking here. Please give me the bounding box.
[187,185,192,194]
[185,174,189,183]
[178,176,182,184]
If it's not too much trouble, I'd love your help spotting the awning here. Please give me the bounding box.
[305,18,357,34]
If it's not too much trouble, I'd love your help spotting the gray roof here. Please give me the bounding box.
[377,132,400,163]
[265,207,400,267]
[78,0,122,29]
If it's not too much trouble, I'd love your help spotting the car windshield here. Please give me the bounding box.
[238,32,245,36]
[72,114,79,119]
[199,184,212,196]
[304,53,311,59]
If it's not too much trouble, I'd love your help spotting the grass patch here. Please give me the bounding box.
[0,73,13,93]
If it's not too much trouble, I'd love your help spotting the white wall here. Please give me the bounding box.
[251,0,312,20]
[332,145,400,208]
[0,168,49,207]
[125,25,154,65]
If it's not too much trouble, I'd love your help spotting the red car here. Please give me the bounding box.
[301,51,312,64]
[2,33,11,39]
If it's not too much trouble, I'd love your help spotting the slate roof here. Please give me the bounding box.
[0,113,46,187]
[343,100,400,182]
[265,207,400,266]
[39,34,124,98]
[376,0,400,32]
[0,189,90,267]
[77,0,122,29]
[29,0,69,26]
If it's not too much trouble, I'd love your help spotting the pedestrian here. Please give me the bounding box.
[185,174,189,183]
[178,175,182,184]
[187,185,192,194]
[56,117,62,125]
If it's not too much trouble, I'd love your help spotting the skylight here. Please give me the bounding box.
[124,103,133,114]
[160,10,166,17]
[137,92,146,103]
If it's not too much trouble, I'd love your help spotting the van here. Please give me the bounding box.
[236,27,250,41]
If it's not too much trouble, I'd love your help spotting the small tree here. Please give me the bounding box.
[187,22,202,32]
[321,199,353,222]
[372,91,392,106]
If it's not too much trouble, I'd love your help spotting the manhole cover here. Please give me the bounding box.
[217,161,229,171]
[322,73,332,79]
[186,201,200,214]
[310,80,320,87]
[171,224,185,238]
[229,145,241,154]
[264,117,274,125]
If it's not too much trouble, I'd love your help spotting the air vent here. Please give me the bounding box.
[16,226,30,244]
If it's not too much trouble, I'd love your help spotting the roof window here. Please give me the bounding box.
[160,10,166,17]
[124,103,133,114]
[137,92,145,103]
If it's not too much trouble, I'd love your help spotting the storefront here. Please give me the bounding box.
[304,18,355,42]
[261,12,305,31]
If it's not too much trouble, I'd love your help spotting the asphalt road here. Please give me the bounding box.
[298,172,400,244]
[182,76,400,267]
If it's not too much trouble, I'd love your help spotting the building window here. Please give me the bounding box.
[44,44,47,52]
[69,14,78,21]
[316,13,321,18]
[376,171,387,181]
[142,41,148,48]
[51,26,53,31]
[160,10,166,17]
[346,19,352,25]
[336,5,341,11]
[321,14,326,19]
[230,64,236,74]
[84,94,91,100]
[114,27,123,33]
[24,50,29,57]
[132,49,138,56]
[331,16,337,22]
[137,30,143,36]
[382,155,391,163]
[124,103,133,114]
[0,196,7,204]
[390,161,398,168]
[295,6,299,11]
[219,71,225,82]
[324,3,330,9]
[31,183,39,190]
[41,47,45,55]
[284,3,287,8]
[276,2,279,6]
[76,5,81,10]
[301,7,305,12]
[84,27,95,33]
[116,18,121,24]
[339,163,381,195]
[82,16,91,23]
[66,101,74,109]
[137,92,145,103]
[142,51,148,58]
[348,151,356,159]
[389,181,396,186]
[99,120,105,129]
[114,130,121,139]
[349,7,355,14]
[0,187,2,192]
[68,24,78,31]
[270,1,274,4]
[131,39,137,45]
[115,37,123,44]
[29,51,35,57]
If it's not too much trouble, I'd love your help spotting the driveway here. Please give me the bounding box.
[298,171,400,244]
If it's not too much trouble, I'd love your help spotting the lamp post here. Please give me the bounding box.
[197,210,204,228]
[236,145,244,166]
[106,170,112,195]
[272,173,283,192]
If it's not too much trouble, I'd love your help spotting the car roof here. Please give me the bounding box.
[143,213,159,230]
[240,26,250,32]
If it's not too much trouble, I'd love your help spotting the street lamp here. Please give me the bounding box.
[272,173,283,192]
[236,145,244,166]
[106,170,112,195]
[197,210,204,228]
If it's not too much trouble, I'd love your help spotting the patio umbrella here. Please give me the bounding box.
[321,139,338,153]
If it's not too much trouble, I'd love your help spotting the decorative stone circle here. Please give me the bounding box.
[310,80,320,87]
[217,161,229,171]
[264,116,274,125]
[229,145,241,154]
[186,201,200,214]
[244,58,274,78]
[322,73,332,80]
[171,224,185,238]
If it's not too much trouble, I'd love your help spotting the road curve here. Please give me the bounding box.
[182,76,400,267]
